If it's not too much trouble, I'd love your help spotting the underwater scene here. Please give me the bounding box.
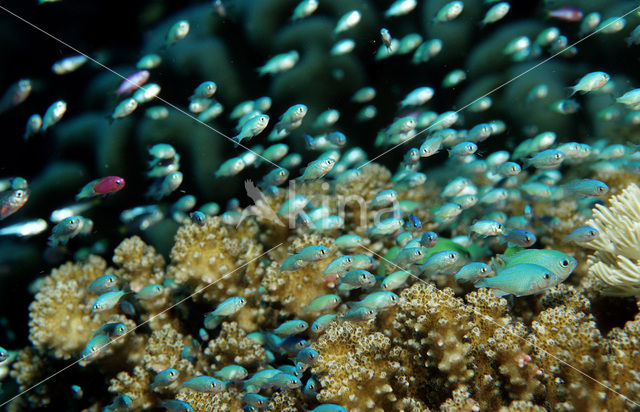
[1,0,640,410]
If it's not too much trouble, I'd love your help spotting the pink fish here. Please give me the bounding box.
[93,176,126,194]
[76,176,125,200]
[547,7,584,22]
[116,70,150,96]
[0,189,30,220]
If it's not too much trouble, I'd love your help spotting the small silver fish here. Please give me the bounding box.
[0,218,47,237]
[564,226,599,243]
[291,0,318,21]
[334,10,361,35]
[90,290,126,312]
[24,114,42,140]
[166,20,190,46]
[454,262,493,283]
[385,0,417,18]
[147,171,183,200]
[434,1,464,22]
[258,51,300,76]
[111,98,138,120]
[482,2,510,26]
[52,55,87,75]
[183,376,226,393]
[42,100,67,131]
[151,368,180,389]
[48,215,83,246]
[298,158,335,181]
[0,79,32,114]
[214,158,245,178]
[233,114,269,147]
[80,334,110,362]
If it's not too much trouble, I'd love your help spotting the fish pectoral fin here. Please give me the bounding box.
[491,289,510,298]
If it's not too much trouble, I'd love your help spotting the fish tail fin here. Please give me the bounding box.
[303,134,315,149]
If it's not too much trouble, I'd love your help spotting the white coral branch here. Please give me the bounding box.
[585,184,640,296]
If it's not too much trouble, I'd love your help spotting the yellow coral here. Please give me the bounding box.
[28,256,108,359]
[112,236,166,292]
[175,386,243,412]
[312,320,398,412]
[109,324,197,408]
[9,348,51,407]
[530,306,606,411]
[202,322,266,369]
[167,216,263,303]
[261,233,335,318]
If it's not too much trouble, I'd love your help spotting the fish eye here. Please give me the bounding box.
[561,259,570,267]
[544,273,550,279]
[210,382,216,388]
[361,274,367,280]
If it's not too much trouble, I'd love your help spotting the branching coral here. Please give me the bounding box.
[606,301,640,409]
[585,183,640,295]
[530,306,608,411]
[112,236,166,292]
[109,324,198,409]
[9,348,51,408]
[312,319,402,412]
[167,216,264,306]
[28,256,110,359]
[261,233,336,319]
[202,322,266,370]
